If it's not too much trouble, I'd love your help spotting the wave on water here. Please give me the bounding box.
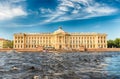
[0,52,120,79]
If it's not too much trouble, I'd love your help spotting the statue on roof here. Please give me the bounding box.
[59,26,62,29]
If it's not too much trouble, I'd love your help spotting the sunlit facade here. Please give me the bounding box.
[0,38,9,48]
[14,27,107,49]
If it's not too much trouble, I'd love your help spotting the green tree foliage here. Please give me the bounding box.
[107,38,120,48]
[114,38,120,48]
[107,40,115,48]
[3,40,13,48]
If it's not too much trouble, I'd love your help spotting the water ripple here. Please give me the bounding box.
[0,52,120,79]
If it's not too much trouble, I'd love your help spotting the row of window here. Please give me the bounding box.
[14,45,52,48]
[15,36,106,40]
[70,37,95,39]
[15,40,23,43]
[15,40,106,44]
[98,37,106,39]
[14,45,23,48]
[15,36,52,40]
[15,37,23,39]
[58,40,96,44]
[98,45,107,48]
[70,36,105,39]
[26,37,51,39]
[98,40,106,43]
[14,44,107,48]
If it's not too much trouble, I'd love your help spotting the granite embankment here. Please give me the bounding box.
[0,48,41,52]
[1,48,120,52]
[87,48,120,52]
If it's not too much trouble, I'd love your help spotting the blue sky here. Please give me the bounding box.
[0,0,120,40]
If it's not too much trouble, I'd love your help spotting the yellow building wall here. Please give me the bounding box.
[0,40,3,48]
[0,39,11,48]
[14,33,107,49]
[13,27,107,49]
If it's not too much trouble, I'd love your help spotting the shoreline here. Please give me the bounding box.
[1,48,120,53]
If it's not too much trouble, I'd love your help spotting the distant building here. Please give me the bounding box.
[13,27,107,49]
[0,38,10,48]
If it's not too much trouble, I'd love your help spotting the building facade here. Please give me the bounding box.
[0,38,10,48]
[13,27,107,49]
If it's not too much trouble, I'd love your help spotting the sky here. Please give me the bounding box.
[0,0,120,40]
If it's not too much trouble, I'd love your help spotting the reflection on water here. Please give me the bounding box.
[104,54,120,76]
[0,52,120,79]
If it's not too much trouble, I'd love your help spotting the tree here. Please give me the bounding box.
[107,40,115,48]
[107,38,120,48]
[114,38,120,48]
[3,40,13,48]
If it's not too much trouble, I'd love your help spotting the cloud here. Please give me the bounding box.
[43,11,65,23]
[85,3,117,15]
[40,8,52,14]
[0,0,118,27]
[10,0,26,3]
[42,0,118,23]
[58,0,74,8]
[0,1,27,20]
[58,6,69,12]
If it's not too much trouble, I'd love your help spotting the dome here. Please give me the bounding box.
[53,27,68,34]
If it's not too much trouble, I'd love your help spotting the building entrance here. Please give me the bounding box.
[59,45,62,49]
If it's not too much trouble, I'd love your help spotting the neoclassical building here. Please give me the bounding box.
[0,38,11,48]
[13,27,107,49]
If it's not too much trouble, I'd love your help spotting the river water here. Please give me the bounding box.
[0,52,120,79]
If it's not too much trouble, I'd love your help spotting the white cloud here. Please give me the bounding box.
[72,10,79,14]
[9,0,26,3]
[85,3,117,15]
[58,0,74,7]
[43,11,65,23]
[42,0,118,23]
[58,6,69,12]
[0,1,27,20]
[71,0,91,5]
[40,8,52,14]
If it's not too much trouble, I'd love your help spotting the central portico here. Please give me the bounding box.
[53,27,70,49]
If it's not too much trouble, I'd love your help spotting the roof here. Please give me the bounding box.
[0,38,10,41]
[0,38,5,40]
[53,26,68,34]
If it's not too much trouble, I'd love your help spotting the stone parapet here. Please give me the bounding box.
[1,48,120,52]
[86,48,120,52]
